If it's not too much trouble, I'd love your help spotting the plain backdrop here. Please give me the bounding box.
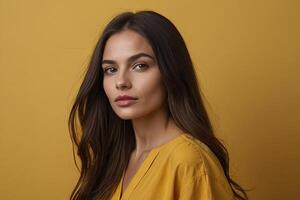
[0,0,299,199]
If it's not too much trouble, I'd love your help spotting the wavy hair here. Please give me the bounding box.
[68,10,249,200]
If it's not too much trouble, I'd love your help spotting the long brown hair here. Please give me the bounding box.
[68,10,249,200]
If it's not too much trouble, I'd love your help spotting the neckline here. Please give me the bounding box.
[118,133,187,199]
[147,132,187,152]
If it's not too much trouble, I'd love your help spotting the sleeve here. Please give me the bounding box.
[179,174,209,199]
[179,174,235,200]
[173,142,235,200]
[177,164,234,200]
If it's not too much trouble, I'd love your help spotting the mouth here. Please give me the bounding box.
[115,95,138,102]
[115,99,138,107]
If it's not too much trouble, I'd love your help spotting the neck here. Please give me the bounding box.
[131,109,182,158]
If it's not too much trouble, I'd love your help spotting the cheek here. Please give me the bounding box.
[103,78,113,100]
[138,73,166,106]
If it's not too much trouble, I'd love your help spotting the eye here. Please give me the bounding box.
[133,63,148,71]
[103,63,148,75]
[103,67,116,75]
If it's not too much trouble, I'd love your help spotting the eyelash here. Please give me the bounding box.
[103,63,149,75]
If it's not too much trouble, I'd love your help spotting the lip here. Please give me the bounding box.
[115,95,138,102]
[115,99,138,107]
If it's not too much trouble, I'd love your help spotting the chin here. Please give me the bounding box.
[116,113,138,120]
[113,108,147,120]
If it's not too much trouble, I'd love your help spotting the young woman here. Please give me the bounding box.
[68,10,248,200]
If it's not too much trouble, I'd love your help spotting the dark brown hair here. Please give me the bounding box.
[68,10,249,200]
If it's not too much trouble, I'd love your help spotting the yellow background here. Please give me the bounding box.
[1,0,299,199]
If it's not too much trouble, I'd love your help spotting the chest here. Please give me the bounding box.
[121,153,149,196]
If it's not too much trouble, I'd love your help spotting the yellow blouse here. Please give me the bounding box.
[111,133,235,200]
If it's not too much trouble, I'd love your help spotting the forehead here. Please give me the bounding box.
[102,30,155,59]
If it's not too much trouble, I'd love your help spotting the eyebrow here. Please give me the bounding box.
[101,52,155,66]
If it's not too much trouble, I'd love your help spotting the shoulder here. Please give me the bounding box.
[160,134,235,199]
[167,133,225,179]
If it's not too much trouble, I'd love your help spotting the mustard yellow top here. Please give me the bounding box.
[111,133,235,200]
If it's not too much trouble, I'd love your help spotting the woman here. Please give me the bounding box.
[68,10,248,200]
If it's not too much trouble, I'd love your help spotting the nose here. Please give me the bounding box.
[115,70,131,90]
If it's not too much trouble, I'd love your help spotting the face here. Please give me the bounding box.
[101,30,167,120]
